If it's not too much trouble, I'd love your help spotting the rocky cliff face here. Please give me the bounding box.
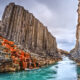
[0,3,60,60]
[70,0,80,62]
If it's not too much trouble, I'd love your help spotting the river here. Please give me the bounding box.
[0,56,79,80]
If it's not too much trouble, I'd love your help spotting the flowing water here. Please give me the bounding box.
[0,56,79,80]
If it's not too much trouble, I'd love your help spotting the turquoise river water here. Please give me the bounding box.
[0,56,80,80]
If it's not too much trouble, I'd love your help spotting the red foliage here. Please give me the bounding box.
[0,36,39,70]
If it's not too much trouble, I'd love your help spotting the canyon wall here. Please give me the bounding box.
[0,3,59,59]
[70,0,80,61]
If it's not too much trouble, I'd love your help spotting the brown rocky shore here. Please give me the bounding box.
[0,3,61,72]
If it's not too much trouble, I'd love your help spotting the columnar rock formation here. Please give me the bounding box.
[0,3,59,59]
[70,0,80,61]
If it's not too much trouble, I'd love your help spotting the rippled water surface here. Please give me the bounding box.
[0,56,79,80]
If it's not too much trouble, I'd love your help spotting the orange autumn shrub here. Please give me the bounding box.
[5,44,11,49]
[8,41,14,45]
[0,36,39,69]
[11,56,15,61]
[2,42,5,46]
[0,36,3,39]
[21,51,25,56]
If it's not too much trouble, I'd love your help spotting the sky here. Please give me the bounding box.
[0,0,78,51]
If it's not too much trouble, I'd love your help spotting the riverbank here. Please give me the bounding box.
[0,56,78,80]
[69,55,80,66]
[0,56,61,73]
[0,35,61,73]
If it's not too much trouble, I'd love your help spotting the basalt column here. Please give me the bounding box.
[0,3,59,58]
